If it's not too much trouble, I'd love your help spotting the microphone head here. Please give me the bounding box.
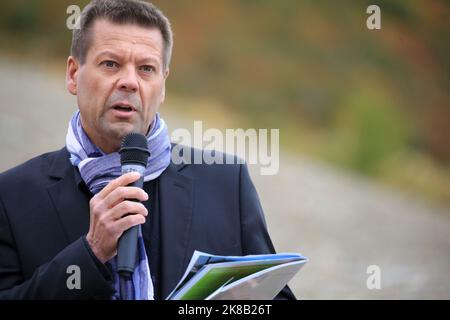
[119,133,150,167]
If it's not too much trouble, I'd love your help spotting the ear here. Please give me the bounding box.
[160,68,170,104]
[160,83,166,104]
[164,68,170,80]
[66,56,80,95]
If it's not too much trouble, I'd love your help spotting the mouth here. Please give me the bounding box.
[109,101,139,119]
[112,102,137,113]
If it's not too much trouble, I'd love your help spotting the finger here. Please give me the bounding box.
[114,214,146,238]
[103,186,149,209]
[109,201,148,221]
[97,172,141,199]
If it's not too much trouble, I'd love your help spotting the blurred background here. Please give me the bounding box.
[0,0,449,299]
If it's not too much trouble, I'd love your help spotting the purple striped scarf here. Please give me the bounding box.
[66,111,171,300]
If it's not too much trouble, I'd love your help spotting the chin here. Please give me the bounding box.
[101,119,147,139]
[116,127,137,140]
[103,123,134,141]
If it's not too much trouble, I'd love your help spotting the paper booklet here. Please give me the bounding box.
[166,250,308,300]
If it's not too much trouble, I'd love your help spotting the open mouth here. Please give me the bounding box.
[113,105,134,112]
[112,102,137,113]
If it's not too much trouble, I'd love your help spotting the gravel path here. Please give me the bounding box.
[1,59,449,299]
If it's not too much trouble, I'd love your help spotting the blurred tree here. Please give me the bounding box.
[0,0,448,201]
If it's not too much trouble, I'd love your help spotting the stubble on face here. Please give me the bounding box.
[73,19,168,153]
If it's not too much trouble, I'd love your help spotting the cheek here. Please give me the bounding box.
[77,70,94,102]
[77,70,111,114]
[150,82,165,104]
[144,88,163,114]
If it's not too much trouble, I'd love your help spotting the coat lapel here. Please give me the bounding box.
[46,148,90,245]
[159,154,194,299]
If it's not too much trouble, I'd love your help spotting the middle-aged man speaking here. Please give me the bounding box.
[0,0,295,300]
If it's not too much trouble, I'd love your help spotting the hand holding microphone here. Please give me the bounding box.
[86,133,150,265]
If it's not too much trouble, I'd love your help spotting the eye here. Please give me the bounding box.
[102,60,119,69]
[139,65,155,73]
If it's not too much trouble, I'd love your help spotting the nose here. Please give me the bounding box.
[117,66,139,93]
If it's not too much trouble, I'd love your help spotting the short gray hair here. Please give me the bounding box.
[71,0,173,71]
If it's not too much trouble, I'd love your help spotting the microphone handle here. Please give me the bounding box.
[117,165,145,275]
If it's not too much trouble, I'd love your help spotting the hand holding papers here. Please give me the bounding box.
[167,251,308,300]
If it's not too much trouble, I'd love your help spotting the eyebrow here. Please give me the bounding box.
[95,50,160,66]
[95,50,121,61]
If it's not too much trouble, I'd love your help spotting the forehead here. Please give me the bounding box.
[87,19,164,59]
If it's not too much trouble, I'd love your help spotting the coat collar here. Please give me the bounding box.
[46,146,194,299]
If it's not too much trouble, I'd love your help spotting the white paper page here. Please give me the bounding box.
[205,260,306,300]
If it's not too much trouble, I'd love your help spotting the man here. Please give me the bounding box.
[0,0,295,300]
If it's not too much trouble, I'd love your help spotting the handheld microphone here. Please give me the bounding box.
[117,133,150,276]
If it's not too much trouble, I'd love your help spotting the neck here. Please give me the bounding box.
[81,124,154,155]
[80,124,121,154]
[90,131,121,154]
[77,114,156,155]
